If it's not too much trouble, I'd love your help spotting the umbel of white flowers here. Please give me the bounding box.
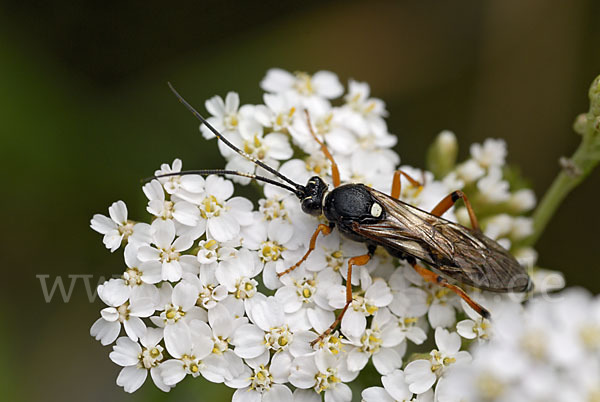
[90,68,582,402]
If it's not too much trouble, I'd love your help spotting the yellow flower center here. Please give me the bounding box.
[580,325,600,349]
[476,373,505,399]
[294,72,314,95]
[260,241,285,262]
[200,195,224,218]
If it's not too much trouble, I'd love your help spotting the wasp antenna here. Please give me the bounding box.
[146,169,301,196]
[167,82,303,191]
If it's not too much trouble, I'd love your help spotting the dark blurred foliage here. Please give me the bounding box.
[1,1,599,401]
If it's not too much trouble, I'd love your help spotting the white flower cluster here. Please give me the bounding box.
[437,288,600,402]
[442,137,537,265]
[90,69,560,401]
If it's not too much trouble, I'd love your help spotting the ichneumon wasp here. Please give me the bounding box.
[159,83,532,346]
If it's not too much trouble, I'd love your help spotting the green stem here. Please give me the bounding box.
[527,142,598,246]
[525,75,600,246]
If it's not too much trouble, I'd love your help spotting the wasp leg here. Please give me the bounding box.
[278,223,332,277]
[430,190,480,231]
[310,249,374,347]
[391,170,424,199]
[304,110,341,188]
[411,263,490,319]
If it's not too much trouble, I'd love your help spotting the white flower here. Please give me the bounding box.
[150,281,208,354]
[153,158,205,199]
[142,179,200,227]
[549,288,600,365]
[508,188,536,213]
[231,354,293,402]
[529,267,565,294]
[394,166,452,213]
[328,278,393,338]
[90,278,157,345]
[338,79,389,141]
[221,111,294,184]
[404,328,471,394]
[362,369,433,402]
[456,299,492,342]
[196,238,239,265]
[439,290,600,402]
[215,248,263,313]
[232,295,298,369]
[484,214,533,243]
[288,100,358,156]
[195,175,254,242]
[338,150,395,193]
[290,349,356,402]
[455,159,485,184]
[403,267,458,328]
[242,212,301,289]
[255,92,300,132]
[160,319,229,385]
[90,200,151,252]
[344,308,407,375]
[205,303,245,357]
[344,79,387,118]
[306,230,368,286]
[477,167,510,203]
[278,156,331,189]
[384,269,431,344]
[513,246,538,269]
[261,68,344,100]
[388,267,429,321]
[470,138,507,168]
[137,220,198,282]
[109,329,170,393]
[122,242,161,283]
[274,266,338,332]
[181,269,228,310]
[200,91,254,140]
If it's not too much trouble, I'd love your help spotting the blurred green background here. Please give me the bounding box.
[2,1,600,401]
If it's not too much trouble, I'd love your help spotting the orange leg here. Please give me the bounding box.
[411,263,490,319]
[430,190,480,231]
[304,110,340,188]
[278,224,332,277]
[391,170,424,199]
[311,252,373,346]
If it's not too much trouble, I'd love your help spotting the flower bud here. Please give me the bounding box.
[572,113,587,136]
[426,130,458,179]
[588,74,600,117]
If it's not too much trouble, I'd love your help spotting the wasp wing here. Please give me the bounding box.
[354,188,531,292]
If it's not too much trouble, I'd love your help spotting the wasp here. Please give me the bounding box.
[162,83,532,345]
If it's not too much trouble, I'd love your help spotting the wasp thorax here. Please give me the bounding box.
[300,176,328,216]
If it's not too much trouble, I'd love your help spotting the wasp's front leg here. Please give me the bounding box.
[278,223,333,277]
[310,245,376,347]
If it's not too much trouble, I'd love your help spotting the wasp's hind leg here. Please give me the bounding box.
[411,262,490,319]
[430,190,480,231]
[391,170,424,199]
[304,110,341,188]
[310,245,375,347]
[278,223,333,277]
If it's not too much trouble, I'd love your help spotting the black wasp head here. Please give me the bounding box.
[299,176,328,216]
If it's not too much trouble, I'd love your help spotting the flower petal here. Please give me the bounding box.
[116,366,147,393]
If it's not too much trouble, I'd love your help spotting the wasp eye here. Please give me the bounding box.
[302,197,322,216]
[370,203,383,218]
[300,176,327,216]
